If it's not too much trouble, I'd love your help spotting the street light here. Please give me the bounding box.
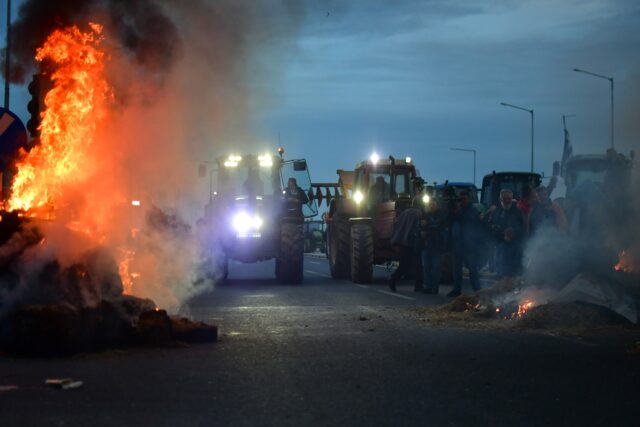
[573,68,614,149]
[450,148,477,185]
[500,102,534,172]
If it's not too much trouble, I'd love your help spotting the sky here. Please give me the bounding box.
[2,0,640,191]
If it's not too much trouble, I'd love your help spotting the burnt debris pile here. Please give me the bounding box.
[0,212,216,356]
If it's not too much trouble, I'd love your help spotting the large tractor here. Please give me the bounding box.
[554,148,634,236]
[205,150,317,284]
[325,154,420,283]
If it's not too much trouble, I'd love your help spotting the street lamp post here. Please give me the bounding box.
[500,102,534,172]
[573,68,614,149]
[450,147,476,185]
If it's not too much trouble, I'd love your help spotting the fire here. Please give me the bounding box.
[614,250,636,273]
[7,23,137,294]
[495,300,535,320]
[8,23,109,212]
[513,301,534,319]
[118,249,136,295]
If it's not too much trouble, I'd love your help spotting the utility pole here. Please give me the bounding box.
[500,102,535,172]
[4,0,10,109]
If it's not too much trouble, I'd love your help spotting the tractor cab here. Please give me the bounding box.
[350,155,418,214]
[480,171,542,207]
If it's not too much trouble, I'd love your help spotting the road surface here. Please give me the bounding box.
[1,254,638,426]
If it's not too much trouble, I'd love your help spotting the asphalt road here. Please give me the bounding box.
[1,254,638,426]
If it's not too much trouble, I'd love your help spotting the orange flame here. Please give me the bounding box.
[614,250,636,273]
[118,248,136,295]
[8,23,109,212]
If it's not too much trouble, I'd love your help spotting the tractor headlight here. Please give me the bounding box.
[422,194,430,204]
[232,212,263,236]
[354,190,364,204]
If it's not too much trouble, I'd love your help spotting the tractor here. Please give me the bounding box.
[205,149,317,284]
[324,154,420,283]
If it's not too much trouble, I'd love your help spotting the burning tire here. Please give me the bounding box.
[350,222,373,284]
[328,217,350,279]
[277,222,304,284]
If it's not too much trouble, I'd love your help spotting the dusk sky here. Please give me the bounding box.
[3,0,639,189]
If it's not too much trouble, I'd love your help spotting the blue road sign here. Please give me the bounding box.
[0,108,28,169]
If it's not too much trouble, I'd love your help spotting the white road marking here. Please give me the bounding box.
[305,269,332,279]
[307,261,321,265]
[376,290,416,301]
[354,284,369,289]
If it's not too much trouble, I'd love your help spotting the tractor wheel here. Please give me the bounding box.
[350,222,374,284]
[277,222,304,284]
[328,218,350,279]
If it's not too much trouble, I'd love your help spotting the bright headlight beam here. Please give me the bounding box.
[354,190,364,204]
[422,194,430,204]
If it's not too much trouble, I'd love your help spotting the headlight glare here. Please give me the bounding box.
[354,191,364,204]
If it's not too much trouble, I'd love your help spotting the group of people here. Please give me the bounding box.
[389,183,568,296]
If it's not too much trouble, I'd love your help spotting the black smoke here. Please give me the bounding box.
[2,0,181,83]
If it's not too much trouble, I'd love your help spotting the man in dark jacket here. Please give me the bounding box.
[449,190,482,297]
[420,196,446,294]
[389,201,423,292]
[284,177,309,216]
[487,189,525,277]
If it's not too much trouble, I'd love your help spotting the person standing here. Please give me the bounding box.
[389,201,423,292]
[448,190,482,297]
[531,185,568,233]
[487,189,525,277]
[420,196,445,294]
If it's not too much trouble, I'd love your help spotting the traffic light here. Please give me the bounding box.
[26,73,52,138]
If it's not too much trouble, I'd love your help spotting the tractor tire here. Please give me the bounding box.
[277,222,304,284]
[328,218,350,279]
[350,222,374,284]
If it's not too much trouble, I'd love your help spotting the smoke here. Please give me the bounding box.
[2,0,181,84]
[523,156,640,289]
[0,1,306,314]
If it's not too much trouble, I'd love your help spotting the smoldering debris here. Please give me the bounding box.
[415,273,639,334]
[0,212,217,356]
[519,302,631,330]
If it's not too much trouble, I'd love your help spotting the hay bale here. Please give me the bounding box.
[438,294,479,313]
[170,317,217,343]
[135,309,173,346]
[519,301,631,330]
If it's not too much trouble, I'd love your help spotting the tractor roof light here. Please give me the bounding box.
[405,156,412,164]
[370,152,380,165]
[224,161,238,167]
[354,190,364,204]
[258,154,273,167]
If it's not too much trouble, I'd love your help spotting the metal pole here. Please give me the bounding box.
[573,68,614,150]
[4,0,10,109]
[530,110,534,173]
[500,102,534,172]
[610,77,614,149]
[209,167,215,201]
[472,150,476,186]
